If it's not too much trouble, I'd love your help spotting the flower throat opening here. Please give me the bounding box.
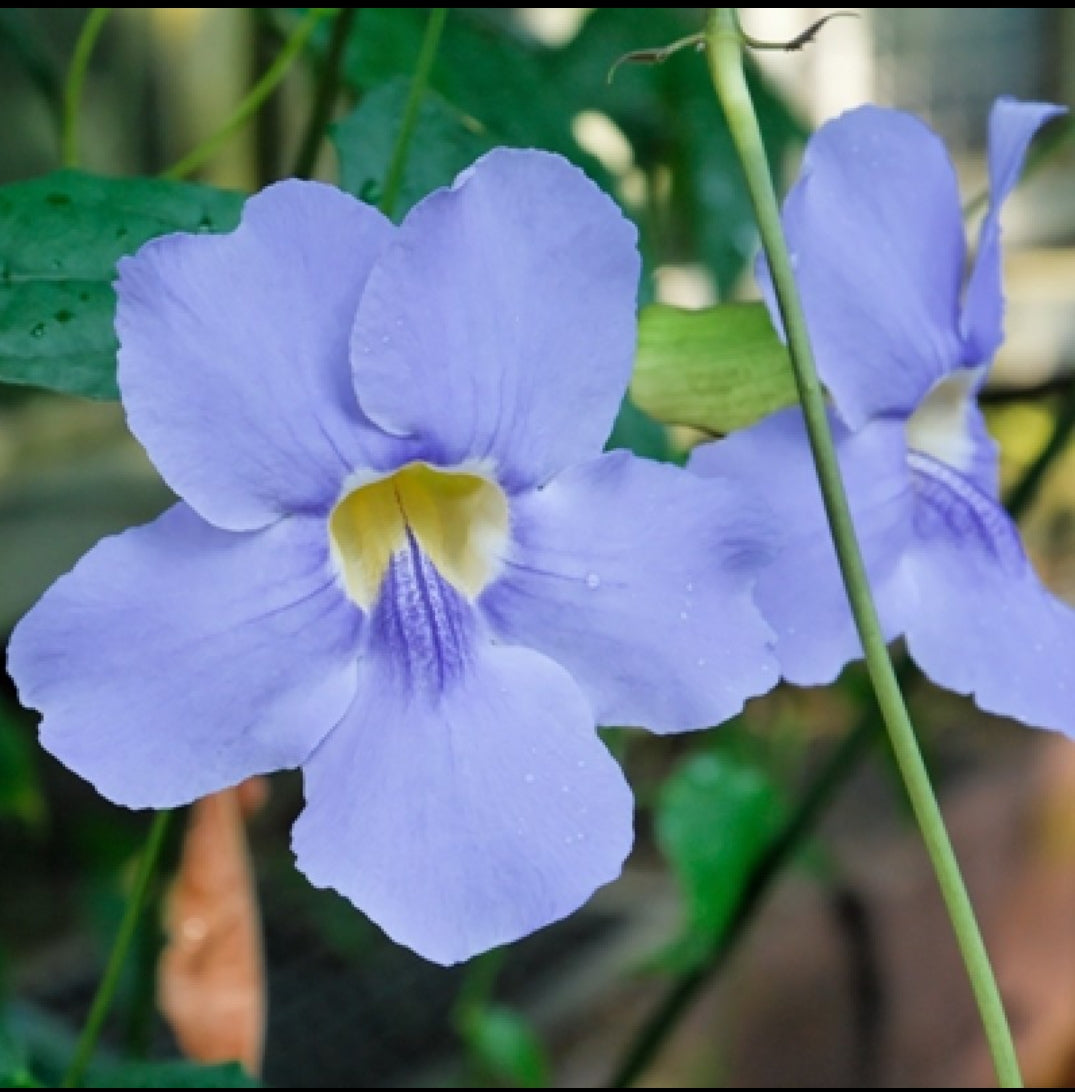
[329,463,509,610]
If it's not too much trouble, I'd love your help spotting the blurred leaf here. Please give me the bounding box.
[546,8,808,293]
[158,786,266,1079]
[0,701,44,829]
[0,1030,43,1087]
[0,172,244,399]
[631,301,797,435]
[332,77,493,218]
[339,9,585,161]
[654,749,787,972]
[461,1005,550,1089]
[84,1059,262,1088]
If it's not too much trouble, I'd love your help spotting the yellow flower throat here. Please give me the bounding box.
[328,462,509,610]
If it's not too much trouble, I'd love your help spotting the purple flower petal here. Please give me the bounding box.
[901,452,1075,734]
[6,504,361,807]
[480,450,779,730]
[960,97,1067,362]
[689,409,915,685]
[758,105,966,427]
[116,180,398,532]
[349,148,641,490]
[292,640,634,966]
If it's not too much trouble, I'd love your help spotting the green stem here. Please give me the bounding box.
[159,8,330,182]
[706,9,1021,1086]
[292,6,359,179]
[61,8,113,169]
[61,810,175,1088]
[378,7,448,218]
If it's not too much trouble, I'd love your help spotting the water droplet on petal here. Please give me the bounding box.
[523,772,535,784]
[679,610,688,621]
[585,573,601,589]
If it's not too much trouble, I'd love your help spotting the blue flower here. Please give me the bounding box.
[691,96,1073,734]
[6,149,780,965]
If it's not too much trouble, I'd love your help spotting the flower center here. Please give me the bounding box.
[905,368,981,473]
[329,462,509,610]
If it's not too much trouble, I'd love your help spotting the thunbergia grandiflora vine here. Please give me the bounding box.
[691,95,1074,731]
[7,148,781,965]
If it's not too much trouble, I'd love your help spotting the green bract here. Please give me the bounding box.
[631,300,797,436]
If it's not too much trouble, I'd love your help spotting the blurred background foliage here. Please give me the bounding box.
[0,7,1073,1088]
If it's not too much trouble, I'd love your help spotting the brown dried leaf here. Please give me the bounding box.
[158,779,268,1077]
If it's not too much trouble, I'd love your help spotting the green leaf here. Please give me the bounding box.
[331,76,494,218]
[0,171,244,400]
[631,300,797,435]
[461,1005,550,1089]
[84,1060,261,1088]
[654,749,787,972]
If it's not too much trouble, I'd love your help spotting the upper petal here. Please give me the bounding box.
[292,639,634,966]
[689,409,916,686]
[480,450,780,731]
[117,180,398,532]
[759,105,966,426]
[900,451,1075,735]
[6,504,361,807]
[349,148,641,489]
[960,97,1067,363]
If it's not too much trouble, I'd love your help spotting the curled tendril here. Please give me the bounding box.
[606,32,705,84]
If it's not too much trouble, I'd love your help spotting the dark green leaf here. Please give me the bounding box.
[0,172,244,399]
[631,300,797,435]
[654,749,787,971]
[461,1005,550,1089]
[331,77,493,218]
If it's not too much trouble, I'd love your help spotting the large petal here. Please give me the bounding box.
[960,97,1067,362]
[900,452,1075,735]
[689,409,916,686]
[758,105,966,427]
[6,504,361,807]
[116,180,398,532]
[480,450,779,731]
[349,148,641,490]
[292,641,634,966]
